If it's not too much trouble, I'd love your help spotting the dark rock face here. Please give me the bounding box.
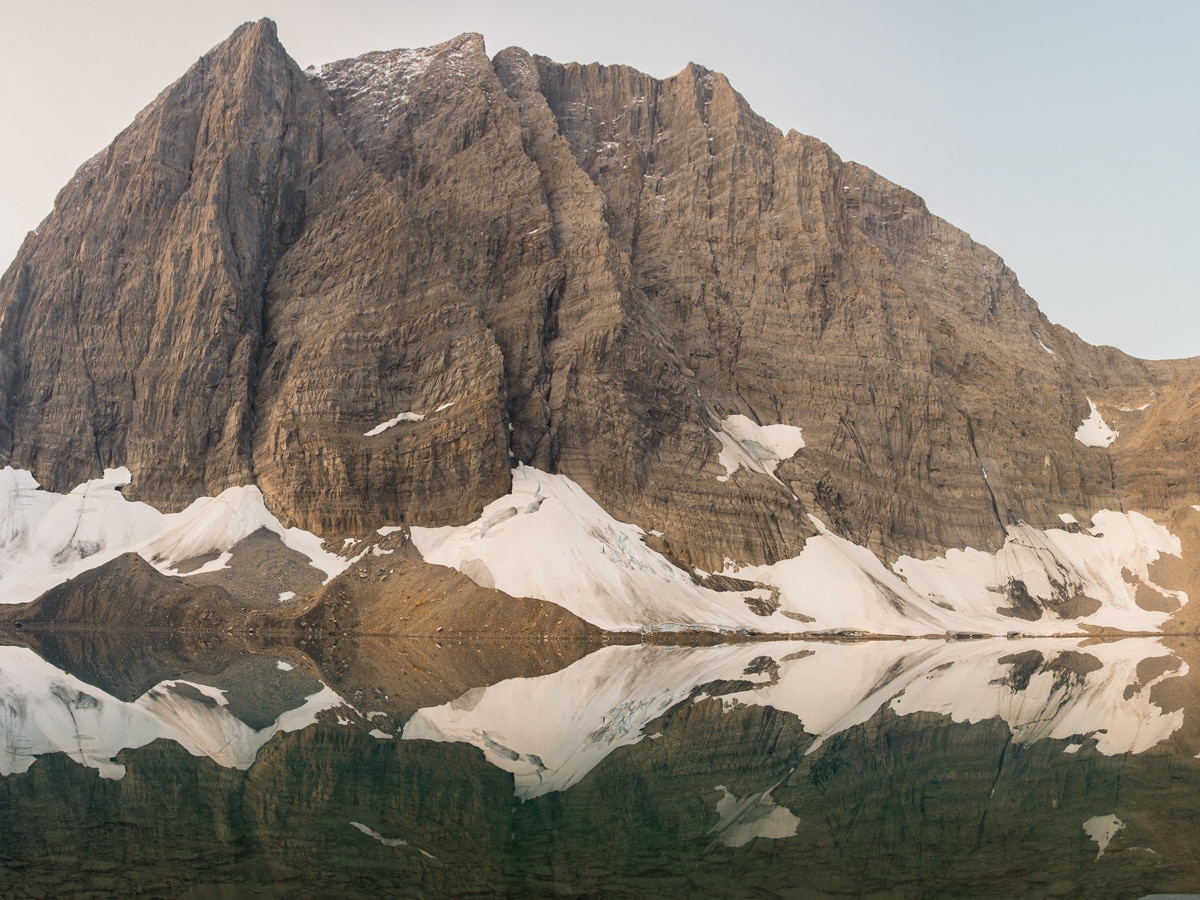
[0,19,1194,572]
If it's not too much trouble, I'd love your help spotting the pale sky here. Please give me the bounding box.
[1,0,1196,359]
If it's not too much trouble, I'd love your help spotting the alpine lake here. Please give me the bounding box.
[2,628,1200,899]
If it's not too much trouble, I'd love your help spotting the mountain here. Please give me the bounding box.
[1,19,1197,636]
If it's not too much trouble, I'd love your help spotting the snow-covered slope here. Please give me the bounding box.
[402,637,1187,798]
[0,466,349,604]
[411,466,1187,636]
[0,462,1188,637]
[411,467,781,632]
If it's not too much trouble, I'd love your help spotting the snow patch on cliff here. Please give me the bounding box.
[712,414,805,483]
[364,411,425,436]
[710,784,801,847]
[1076,399,1119,447]
[1083,814,1124,859]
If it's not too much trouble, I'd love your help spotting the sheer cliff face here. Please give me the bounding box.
[0,19,1191,568]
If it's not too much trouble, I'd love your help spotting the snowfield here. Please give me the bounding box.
[412,466,1187,636]
[0,466,348,604]
[0,462,1189,637]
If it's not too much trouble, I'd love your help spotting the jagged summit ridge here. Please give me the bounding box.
[1,19,1197,634]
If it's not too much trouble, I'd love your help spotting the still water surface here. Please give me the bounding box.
[2,632,1200,897]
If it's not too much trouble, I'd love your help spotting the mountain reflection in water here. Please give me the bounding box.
[1,632,1199,898]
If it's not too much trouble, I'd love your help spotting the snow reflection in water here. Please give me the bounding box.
[403,637,1188,797]
[0,644,344,778]
[1,635,1199,897]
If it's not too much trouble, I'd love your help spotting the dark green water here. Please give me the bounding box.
[2,633,1199,898]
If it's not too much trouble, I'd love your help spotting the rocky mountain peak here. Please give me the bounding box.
[1,19,1196,611]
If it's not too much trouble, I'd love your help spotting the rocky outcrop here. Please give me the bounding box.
[0,21,320,510]
[295,531,609,640]
[0,18,1196,590]
[0,554,242,632]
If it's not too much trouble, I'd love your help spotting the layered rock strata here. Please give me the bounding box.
[0,18,1195,605]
